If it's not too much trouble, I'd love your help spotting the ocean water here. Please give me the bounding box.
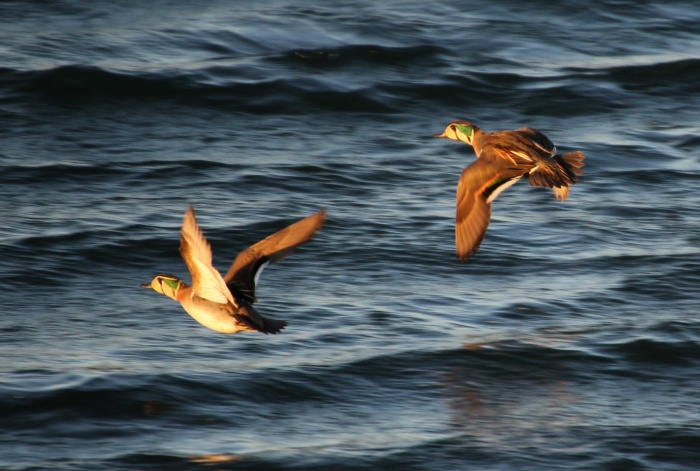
[1,0,699,469]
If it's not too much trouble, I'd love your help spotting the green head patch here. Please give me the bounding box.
[161,277,180,290]
[455,124,474,137]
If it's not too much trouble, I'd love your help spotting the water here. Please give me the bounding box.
[1,0,699,469]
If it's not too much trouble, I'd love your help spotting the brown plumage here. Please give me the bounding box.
[435,120,585,261]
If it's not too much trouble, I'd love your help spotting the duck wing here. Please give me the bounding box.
[223,210,326,303]
[180,206,237,306]
[456,154,525,261]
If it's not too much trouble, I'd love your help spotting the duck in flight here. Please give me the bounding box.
[141,206,326,334]
[434,120,585,261]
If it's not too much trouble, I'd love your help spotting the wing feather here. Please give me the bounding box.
[180,206,237,306]
[455,156,524,261]
[223,210,326,303]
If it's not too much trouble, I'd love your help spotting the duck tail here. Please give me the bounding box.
[555,151,585,182]
[552,186,570,201]
[549,151,585,201]
[233,312,288,335]
[528,151,584,201]
[259,316,288,334]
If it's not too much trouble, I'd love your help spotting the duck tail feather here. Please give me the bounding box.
[556,151,585,181]
[233,313,288,335]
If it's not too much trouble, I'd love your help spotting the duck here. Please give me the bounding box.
[141,206,326,334]
[434,120,585,261]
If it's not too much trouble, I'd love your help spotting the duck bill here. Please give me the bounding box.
[140,282,153,289]
[433,131,447,138]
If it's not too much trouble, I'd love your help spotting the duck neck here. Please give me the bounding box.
[471,128,485,157]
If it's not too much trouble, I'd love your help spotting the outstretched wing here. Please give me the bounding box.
[223,210,326,303]
[180,206,237,306]
[455,156,523,261]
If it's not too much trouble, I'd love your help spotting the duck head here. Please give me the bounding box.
[141,274,184,301]
[434,121,479,145]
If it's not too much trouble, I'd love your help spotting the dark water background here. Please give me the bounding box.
[1,1,700,469]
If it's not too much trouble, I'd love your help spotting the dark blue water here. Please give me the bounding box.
[2,1,699,469]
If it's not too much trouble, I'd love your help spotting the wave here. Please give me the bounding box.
[0,160,247,183]
[5,41,671,117]
[0,44,445,114]
[6,333,698,425]
[269,44,446,68]
[0,63,394,113]
[565,57,700,94]
[599,337,700,368]
[3,332,698,469]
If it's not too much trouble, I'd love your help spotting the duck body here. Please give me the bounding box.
[174,282,280,334]
[435,120,585,261]
[142,207,326,334]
